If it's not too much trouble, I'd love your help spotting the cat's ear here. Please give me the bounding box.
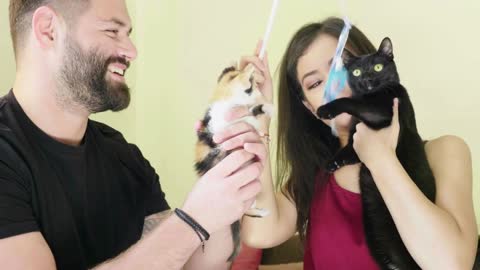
[342,49,355,66]
[378,37,394,59]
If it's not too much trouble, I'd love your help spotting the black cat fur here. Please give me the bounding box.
[317,37,436,269]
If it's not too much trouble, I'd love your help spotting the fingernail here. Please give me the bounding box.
[244,143,254,151]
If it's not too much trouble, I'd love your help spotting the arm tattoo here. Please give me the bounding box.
[142,210,172,237]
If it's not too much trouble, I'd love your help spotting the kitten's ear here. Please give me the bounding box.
[218,65,237,82]
[378,37,394,59]
[342,49,355,66]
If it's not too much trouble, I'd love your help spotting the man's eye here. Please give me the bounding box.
[106,29,119,34]
[308,80,323,90]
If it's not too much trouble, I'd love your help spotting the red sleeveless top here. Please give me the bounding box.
[303,173,380,270]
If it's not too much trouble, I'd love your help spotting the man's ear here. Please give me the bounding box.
[31,6,58,50]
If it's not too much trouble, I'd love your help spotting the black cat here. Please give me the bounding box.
[317,37,436,269]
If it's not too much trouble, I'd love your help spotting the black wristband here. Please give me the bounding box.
[174,208,210,251]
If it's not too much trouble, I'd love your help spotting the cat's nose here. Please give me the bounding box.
[364,79,374,90]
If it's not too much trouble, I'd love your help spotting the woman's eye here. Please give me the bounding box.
[374,64,384,72]
[308,80,323,90]
[352,69,362,77]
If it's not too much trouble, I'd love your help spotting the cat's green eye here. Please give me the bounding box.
[374,64,384,72]
[352,69,362,77]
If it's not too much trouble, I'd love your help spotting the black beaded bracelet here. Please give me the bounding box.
[174,208,210,252]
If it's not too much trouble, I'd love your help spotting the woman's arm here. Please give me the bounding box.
[354,101,477,269]
[368,135,477,269]
[242,141,298,248]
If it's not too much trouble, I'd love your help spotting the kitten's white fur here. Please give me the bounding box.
[206,66,274,218]
[208,81,273,134]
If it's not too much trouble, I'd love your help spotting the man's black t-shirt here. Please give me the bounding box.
[0,90,170,269]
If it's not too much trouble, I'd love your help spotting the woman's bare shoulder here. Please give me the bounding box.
[425,135,471,164]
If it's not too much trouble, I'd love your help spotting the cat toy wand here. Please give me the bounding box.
[258,0,280,60]
[243,0,280,218]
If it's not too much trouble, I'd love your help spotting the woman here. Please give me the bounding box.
[217,17,478,269]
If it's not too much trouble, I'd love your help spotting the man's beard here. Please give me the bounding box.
[56,36,131,113]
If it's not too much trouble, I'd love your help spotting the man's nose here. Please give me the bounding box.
[117,37,138,62]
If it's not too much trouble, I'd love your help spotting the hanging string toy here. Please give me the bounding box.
[322,7,351,135]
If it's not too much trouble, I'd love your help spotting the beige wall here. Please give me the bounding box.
[0,5,15,93]
[1,1,478,227]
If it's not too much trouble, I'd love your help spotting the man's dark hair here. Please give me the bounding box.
[9,0,90,57]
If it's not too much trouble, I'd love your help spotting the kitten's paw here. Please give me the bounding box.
[262,103,275,117]
[317,105,335,119]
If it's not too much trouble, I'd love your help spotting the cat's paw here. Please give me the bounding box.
[327,160,343,172]
[317,105,336,119]
[245,202,270,218]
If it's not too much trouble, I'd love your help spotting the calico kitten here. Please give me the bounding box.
[317,38,436,269]
[194,64,273,261]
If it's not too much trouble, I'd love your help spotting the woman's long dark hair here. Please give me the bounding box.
[276,17,376,241]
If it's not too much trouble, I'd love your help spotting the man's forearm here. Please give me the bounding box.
[93,214,201,270]
[184,225,233,270]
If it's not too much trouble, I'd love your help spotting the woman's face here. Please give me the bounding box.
[296,34,352,130]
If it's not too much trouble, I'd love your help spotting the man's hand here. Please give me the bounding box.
[182,148,263,234]
[184,107,269,235]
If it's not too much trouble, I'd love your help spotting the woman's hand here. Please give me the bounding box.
[239,40,274,104]
[194,40,274,147]
[353,98,400,169]
[231,40,274,134]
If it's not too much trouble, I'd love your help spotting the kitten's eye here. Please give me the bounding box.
[308,80,323,90]
[352,69,362,77]
[374,64,384,72]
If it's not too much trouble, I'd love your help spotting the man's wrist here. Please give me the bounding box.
[170,211,203,247]
[174,208,210,252]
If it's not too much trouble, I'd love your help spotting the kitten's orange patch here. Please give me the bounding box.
[210,66,255,102]
[211,70,238,101]
[195,141,212,163]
